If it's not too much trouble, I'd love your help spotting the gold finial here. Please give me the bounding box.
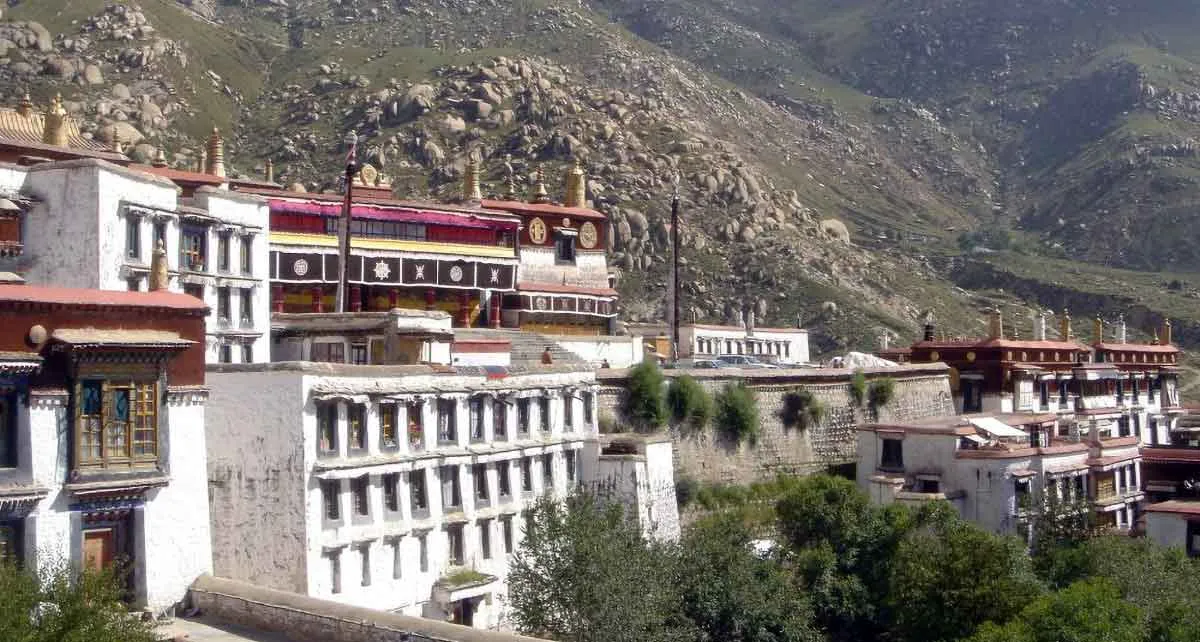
[1060,309,1071,341]
[1152,329,1160,345]
[530,165,549,204]
[206,127,226,178]
[1163,318,1173,345]
[150,240,169,292]
[17,93,33,117]
[110,124,123,154]
[563,158,586,208]
[265,158,275,183]
[152,147,168,168]
[42,94,69,147]
[505,172,518,199]
[1093,316,1104,344]
[463,154,483,203]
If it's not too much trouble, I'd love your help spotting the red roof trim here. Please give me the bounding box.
[235,187,521,221]
[129,164,225,186]
[913,339,1088,351]
[481,199,608,221]
[1143,500,1200,516]
[0,284,207,312]
[1094,342,1181,354]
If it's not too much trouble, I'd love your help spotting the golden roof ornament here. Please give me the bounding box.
[206,127,226,178]
[530,165,549,204]
[42,94,69,147]
[152,147,168,168]
[265,158,275,184]
[150,240,169,291]
[463,155,483,203]
[17,93,33,117]
[563,157,586,208]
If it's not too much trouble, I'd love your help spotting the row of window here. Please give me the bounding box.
[696,338,792,358]
[324,517,517,593]
[126,217,255,275]
[1,380,161,473]
[319,454,578,524]
[316,394,593,457]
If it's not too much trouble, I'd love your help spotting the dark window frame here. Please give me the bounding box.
[880,438,903,471]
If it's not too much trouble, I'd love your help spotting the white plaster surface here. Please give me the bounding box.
[142,399,214,611]
[551,335,643,368]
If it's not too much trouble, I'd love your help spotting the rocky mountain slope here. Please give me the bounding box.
[4,0,1200,356]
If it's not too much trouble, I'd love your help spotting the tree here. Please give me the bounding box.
[715,383,759,446]
[967,578,1142,642]
[775,474,915,642]
[1075,536,1200,641]
[506,492,688,642]
[1027,489,1097,587]
[678,515,821,642]
[886,503,1043,642]
[625,361,668,431]
[0,560,159,642]
[668,375,714,434]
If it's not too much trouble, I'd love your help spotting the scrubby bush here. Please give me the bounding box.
[715,383,759,446]
[781,389,826,432]
[625,360,667,431]
[869,378,896,412]
[850,369,868,407]
[668,375,714,434]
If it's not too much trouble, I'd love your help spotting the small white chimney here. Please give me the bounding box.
[1034,311,1047,341]
[880,333,891,350]
[1118,316,1127,344]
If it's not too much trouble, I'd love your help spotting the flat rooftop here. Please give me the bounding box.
[159,614,297,641]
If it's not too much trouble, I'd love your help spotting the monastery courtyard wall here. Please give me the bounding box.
[596,364,954,485]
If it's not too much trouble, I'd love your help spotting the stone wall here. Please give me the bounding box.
[188,575,552,642]
[596,365,953,485]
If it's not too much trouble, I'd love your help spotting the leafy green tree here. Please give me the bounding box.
[0,560,159,642]
[507,493,689,642]
[967,578,1142,642]
[715,383,759,446]
[849,369,867,407]
[1075,536,1200,641]
[668,375,714,434]
[775,474,915,642]
[886,502,1043,642]
[625,360,668,431]
[678,515,822,642]
[1028,489,1097,587]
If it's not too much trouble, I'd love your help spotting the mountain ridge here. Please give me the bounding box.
[3,0,1199,357]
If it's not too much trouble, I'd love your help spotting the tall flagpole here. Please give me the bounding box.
[671,177,681,364]
[336,131,358,313]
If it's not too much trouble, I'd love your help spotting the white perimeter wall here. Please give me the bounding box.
[206,370,310,593]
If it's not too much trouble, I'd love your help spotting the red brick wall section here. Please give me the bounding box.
[0,303,207,386]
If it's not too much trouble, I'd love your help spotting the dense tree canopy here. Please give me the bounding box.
[508,475,1200,642]
[0,561,159,642]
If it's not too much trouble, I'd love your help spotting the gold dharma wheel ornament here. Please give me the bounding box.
[579,222,598,249]
[529,217,548,244]
[359,164,379,186]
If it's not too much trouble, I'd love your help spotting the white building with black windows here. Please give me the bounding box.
[205,359,603,630]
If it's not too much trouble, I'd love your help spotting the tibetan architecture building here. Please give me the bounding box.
[231,159,616,335]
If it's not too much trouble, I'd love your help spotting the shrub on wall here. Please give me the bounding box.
[780,389,826,432]
[668,375,714,434]
[715,383,759,447]
[850,369,868,408]
[624,360,668,431]
[868,377,896,413]
[675,476,699,509]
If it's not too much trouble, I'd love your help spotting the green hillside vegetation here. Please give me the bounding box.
[3,0,1200,360]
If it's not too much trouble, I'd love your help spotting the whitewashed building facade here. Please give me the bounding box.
[0,284,213,613]
[0,158,271,365]
[206,361,604,629]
